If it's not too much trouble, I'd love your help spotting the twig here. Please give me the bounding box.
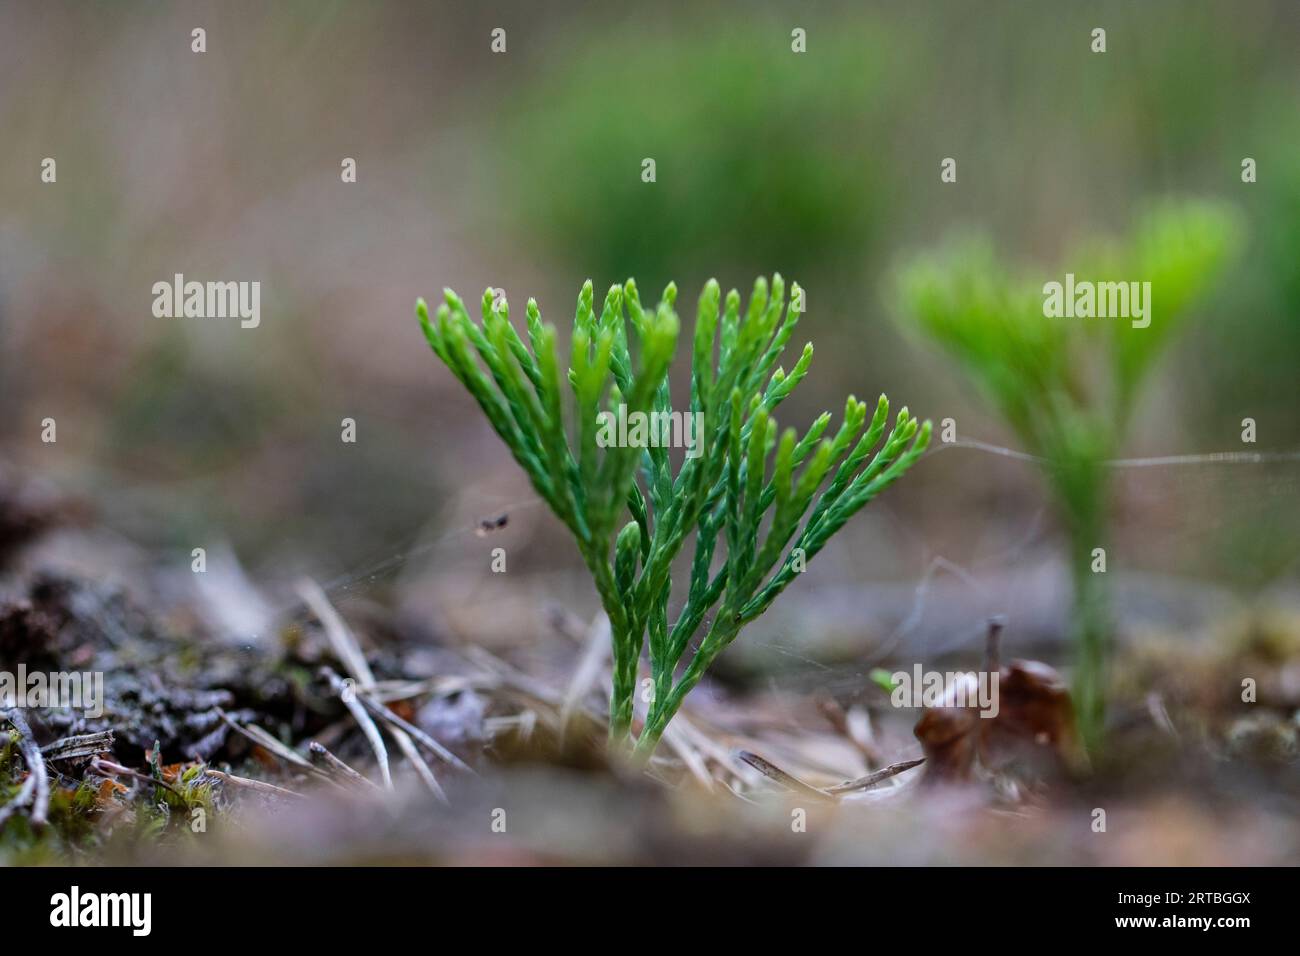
[298,577,374,688]
[666,710,750,778]
[216,708,348,791]
[301,578,445,802]
[308,741,379,790]
[41,730,115,763]
[736,750,834,801]
[389,737,446,802]
[321,666,393,790]
[493,709,538,743]
[719,778,760,805]
[661,723,714,790]
[357,695,472,773]
[205,769,305,800]
[825,757,926,795]
[466,646,605,719]
[216,709,311,768]
[544,602,589,644]
[560,612,611,746]
[985,615,1005,674]
[366,675,482,703]
[1146,692,1180,740]
[2,708,49,827]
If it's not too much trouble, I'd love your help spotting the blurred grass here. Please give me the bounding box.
[0,0,1295,603]
[496,12,912,294]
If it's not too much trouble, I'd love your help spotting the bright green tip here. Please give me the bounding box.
[616,520,641,548]
[869,668,899,693]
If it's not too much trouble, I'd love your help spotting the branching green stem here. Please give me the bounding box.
[420,275,929,757]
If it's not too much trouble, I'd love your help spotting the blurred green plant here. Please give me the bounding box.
[895,199,1242,754]
[1191,112,1300,449]
[501,22,906,288]
[418,275,929,757]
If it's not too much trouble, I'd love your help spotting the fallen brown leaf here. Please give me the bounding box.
[914,620,1088,788]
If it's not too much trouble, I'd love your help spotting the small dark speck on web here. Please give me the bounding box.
[475,513,509,536]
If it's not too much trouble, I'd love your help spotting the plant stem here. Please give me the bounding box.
[606,637,633,747]
[573,540,636,747]
[632,680,688,760]
[632,620,735,760]
[1064,469,1109,757]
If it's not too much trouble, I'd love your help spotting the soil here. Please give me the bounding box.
[2,478,1298,866]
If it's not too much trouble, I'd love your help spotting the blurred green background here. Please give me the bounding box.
[0,0,1296,654]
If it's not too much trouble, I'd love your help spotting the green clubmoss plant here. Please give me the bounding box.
[895,200,1242,754]
[418,276,930,757]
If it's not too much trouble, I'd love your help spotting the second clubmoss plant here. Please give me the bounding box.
[895,200,1242,755]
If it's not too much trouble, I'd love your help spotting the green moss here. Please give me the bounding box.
[0,727,227,862]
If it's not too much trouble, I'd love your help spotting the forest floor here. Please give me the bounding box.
[2,471,1298,866]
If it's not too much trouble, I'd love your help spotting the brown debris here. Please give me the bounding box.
[41,730,115,765]
[914,619,1088,789]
